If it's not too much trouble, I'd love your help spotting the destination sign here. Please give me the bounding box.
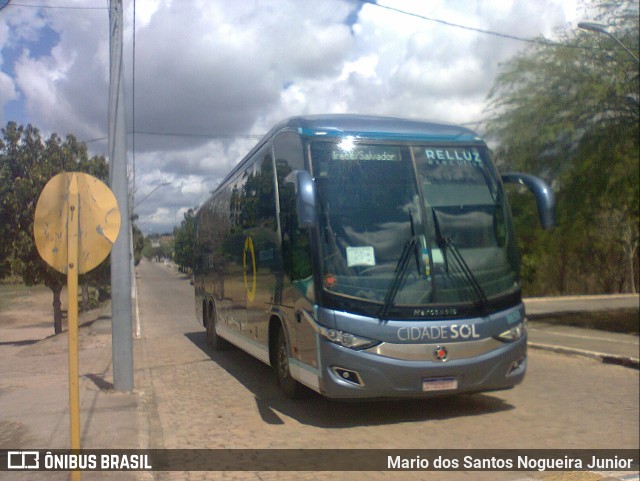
[332,146,401,162]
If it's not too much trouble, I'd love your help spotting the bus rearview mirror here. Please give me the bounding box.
[501,173,556,230]
[286,170,317,229]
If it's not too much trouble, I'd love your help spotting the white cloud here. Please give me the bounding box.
[0,70,17,125]
[1,0,579,233]
[8,5,108,141]
[1,5,47,46]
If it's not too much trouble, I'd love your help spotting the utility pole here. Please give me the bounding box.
[108,0,134,392]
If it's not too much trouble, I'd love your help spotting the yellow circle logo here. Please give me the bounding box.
[243,236,257,302]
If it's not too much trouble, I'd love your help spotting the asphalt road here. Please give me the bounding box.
[136,261,639,481]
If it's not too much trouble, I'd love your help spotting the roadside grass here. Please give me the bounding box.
[0,282,104,314]
[529,308,639,335]
[0,283,38,312]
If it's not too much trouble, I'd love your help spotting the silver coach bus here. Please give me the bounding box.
[194,115,554,399]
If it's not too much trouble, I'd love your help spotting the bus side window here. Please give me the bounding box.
[274,132,314,297]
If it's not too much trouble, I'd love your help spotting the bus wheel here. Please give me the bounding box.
[206,302,228,351]
[276,327,302,399]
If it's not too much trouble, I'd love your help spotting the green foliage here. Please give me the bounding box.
[173,209,196,272]
[0,121,112,332]
[142,236,154,260]
[486,0,639,295]
[132,224,144,266]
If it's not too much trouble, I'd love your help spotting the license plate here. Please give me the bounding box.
[422,377,458,392]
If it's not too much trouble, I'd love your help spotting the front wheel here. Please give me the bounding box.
[275,327,303,399]
[205,302,229,351]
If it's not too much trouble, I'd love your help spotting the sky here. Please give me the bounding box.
[0,0,588,235]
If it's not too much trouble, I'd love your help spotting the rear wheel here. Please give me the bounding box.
[205,301,229,351]
[275,327,303,399]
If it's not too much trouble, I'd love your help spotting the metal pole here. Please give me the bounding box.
[608,34,640,63]
[108,0,134,392]
[67,174,81,481]
[578,21,640,64]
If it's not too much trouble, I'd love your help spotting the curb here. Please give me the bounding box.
[528,342,640,370]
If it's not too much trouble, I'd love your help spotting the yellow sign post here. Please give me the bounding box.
[34,172,120,481]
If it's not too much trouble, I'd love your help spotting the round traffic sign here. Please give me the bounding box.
[34,172,121,274]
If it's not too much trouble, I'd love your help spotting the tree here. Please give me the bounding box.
[485,0,639,295]
[0,122,111,333]
[173,209,196,273]
[132,224,144,266]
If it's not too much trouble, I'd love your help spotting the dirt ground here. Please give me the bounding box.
[0,283,71,344]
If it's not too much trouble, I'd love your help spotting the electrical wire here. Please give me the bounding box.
[354,0,588,49]
[82,132,265,144]
[5,1,107,9]
[134,131,264,139]
[7,0,599,51]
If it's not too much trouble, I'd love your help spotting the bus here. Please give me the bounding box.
[194,115,554,399]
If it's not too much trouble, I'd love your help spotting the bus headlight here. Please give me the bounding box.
[319,326,378,350]
[495,322,526,343]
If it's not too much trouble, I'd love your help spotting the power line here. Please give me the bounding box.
[5,1,107,9]
[134,131,264,139]
[82,136,109,144]
[354,0,585,49]
[82,132,265,144]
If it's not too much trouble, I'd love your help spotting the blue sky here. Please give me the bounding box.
[1,0,585,234]
[2,18,59,125]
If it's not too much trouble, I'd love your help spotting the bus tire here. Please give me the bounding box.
[205,301,229,351]
[275,326,302,399]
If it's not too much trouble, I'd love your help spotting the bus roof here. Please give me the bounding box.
[206,115,484,203]
[271,114,482,143]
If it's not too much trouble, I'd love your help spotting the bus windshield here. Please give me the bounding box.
[310,140,519,317]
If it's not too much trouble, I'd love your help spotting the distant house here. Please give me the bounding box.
[160,235,173,246]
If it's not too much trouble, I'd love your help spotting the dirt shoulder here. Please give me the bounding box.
[0,283,105,344]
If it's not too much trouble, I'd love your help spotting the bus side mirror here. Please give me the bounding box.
[285,170,317,229]
[502,173,556,230]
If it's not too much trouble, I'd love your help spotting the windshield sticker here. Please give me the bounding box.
[424,148,481,166]
[332,147,401,162]
[430,248,444,264]
[346,246,376,267]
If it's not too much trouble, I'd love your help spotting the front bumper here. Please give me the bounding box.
[317,335,527,399]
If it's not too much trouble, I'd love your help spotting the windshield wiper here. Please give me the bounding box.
[379,212,424,319]
[431,208,489,314]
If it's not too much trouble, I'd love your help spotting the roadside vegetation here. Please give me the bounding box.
[485,0,638,295]
[0,123,143,333]
[172,209,196,274]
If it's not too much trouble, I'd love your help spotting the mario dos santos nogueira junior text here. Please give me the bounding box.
[387,454,636,471]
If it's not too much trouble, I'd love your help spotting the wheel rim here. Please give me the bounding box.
[206,303,215,342]
[278,335,290,380]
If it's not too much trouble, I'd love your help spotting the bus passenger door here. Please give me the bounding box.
[293,295,317,371]
[275,131,318,375]
[277,189,316,370]
[279,178,315,350]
